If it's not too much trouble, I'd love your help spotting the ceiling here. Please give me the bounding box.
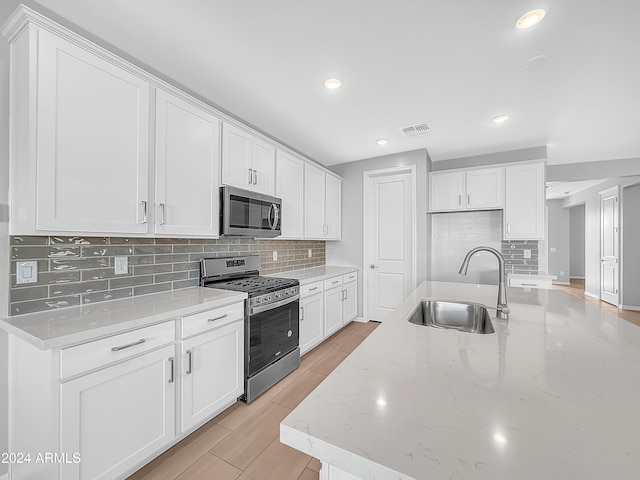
[545,180,604,200]
[24,0,640,166]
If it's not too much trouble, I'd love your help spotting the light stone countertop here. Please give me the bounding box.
[281,281,640,479]
[0,287,247,350]
[269,265,358,284]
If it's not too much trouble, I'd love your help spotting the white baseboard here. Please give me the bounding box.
[621,305,640,312]
[584,291,600,300]
[569,276,585,280]
[553,281,571,286]
[353,316,366,323]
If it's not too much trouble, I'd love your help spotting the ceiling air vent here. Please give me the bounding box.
[399,122,431,138]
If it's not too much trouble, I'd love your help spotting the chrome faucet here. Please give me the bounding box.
[458,246,510,320]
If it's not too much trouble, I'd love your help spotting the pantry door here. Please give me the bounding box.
[365,166,416,321]
[600,186,619,306]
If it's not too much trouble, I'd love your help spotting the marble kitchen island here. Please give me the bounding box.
[280,281,640,479]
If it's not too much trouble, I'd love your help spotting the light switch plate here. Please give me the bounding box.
[16,261,38,284]
[524,249,531,259]
[272,251,278,261]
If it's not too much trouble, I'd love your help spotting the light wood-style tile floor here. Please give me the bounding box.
[128,320,380,480]
[553,278,640,327]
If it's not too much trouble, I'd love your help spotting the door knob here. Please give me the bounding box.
[370,264,379,269]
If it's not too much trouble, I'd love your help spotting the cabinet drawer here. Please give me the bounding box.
[60,321,175,379]
[300,281,323,297]
[342,271,357,284]
[181,302,244,338]
[323,276,342,290]
[509,278,552,289]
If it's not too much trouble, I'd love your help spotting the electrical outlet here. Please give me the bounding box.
[308,249,312,258]
[550,247,557,253]
[16,261,38,284]
[272,251,278,261]
[524,249,531,259]
[114,256,128,275]
[560,270,565,276]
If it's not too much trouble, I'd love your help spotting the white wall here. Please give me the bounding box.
[327,149,429,318]
[546,200,570,284]
[569,204,585,278]
[622,184,640,309]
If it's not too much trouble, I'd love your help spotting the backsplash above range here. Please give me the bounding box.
[9,236,325,316]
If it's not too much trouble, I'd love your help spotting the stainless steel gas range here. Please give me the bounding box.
[200,255,300,403]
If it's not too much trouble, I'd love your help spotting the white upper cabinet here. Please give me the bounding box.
[304,162,327,239]
[11,26,151,235]
[429,171,465,211]
[466,167,504,209]
[429,167,503,212]
[275,150,304,239]
[304,163,342,240]
[504,162,545,240]
[325,173,342,240]
[155,89,220,237]
[221,122,275,196]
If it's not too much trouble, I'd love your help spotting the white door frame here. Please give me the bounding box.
[599,185,620,306]
[363,165,417,322]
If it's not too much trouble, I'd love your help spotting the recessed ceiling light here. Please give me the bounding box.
[516,9,546,29]
[324,78,342,90]
[492,115,509,124]
[376,138,388,145]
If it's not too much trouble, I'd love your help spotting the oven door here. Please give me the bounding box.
[247,295,299,377]
[221,186,281,237]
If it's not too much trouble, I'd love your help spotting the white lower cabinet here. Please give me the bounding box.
[342,277,357,324]
[300,282,324,355]
[7,301,245,480]
[60,345,176,480]
[324,277,344,337]
[180,319,244,432]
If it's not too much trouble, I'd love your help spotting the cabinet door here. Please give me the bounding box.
[300,293,324,355]
[60,345,175,480]
[304,163,326,239]
[276,151,304,239]
[181,320,244,432]
[36,29,150,234]
[342,281,357,324]
[429,171,465,211]
[504,162,545,240]
[155,90,220,236]
[465,167,504,210]
[222,122,253,189]
[325,174,342,240]
[324,286,343,337]
[251,138,276,195]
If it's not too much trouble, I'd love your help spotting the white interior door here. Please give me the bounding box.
[367,170,415,321]
[600,187,619,305]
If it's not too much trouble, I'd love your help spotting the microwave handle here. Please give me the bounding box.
[272,204,280,230]
[267,203,274,229]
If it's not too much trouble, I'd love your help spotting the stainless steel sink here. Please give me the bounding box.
[408,300,495,334]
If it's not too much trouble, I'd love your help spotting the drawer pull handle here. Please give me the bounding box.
[111,339,145,352]
[521,283,537,286]
[208,314,228,322]
[331,280,339,284]
[168,357,175,383]
[186,349,193,375]
[308,287,318,291]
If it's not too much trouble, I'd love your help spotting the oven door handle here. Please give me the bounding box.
[250,294,300,315]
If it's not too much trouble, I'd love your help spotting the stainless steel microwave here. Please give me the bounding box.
[220,186,281,237]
